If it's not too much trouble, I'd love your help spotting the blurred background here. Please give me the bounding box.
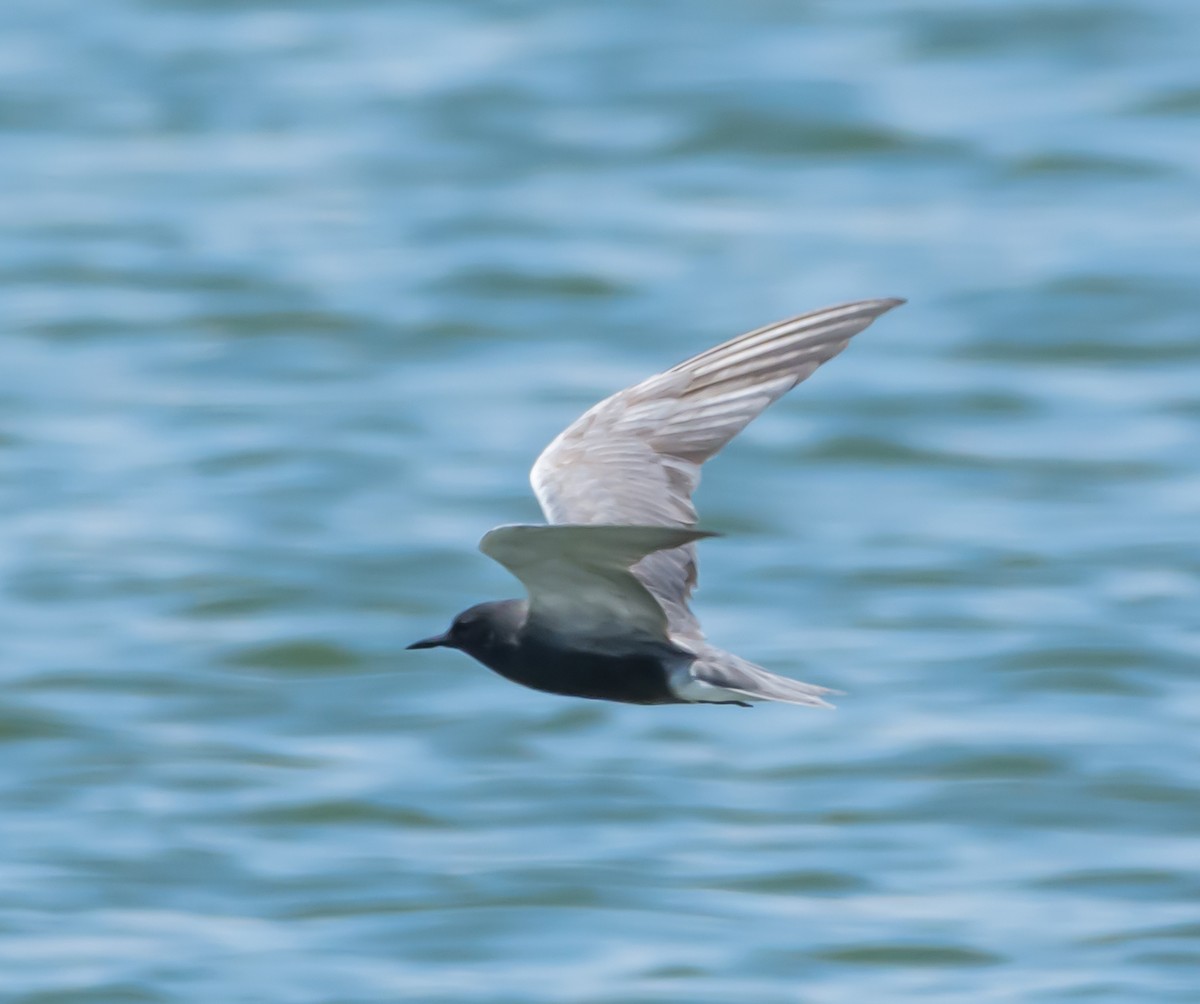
[3,0,1199,1001]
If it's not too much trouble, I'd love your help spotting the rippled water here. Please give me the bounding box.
[4,0,1200,1000]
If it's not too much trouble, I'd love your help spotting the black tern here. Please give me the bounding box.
[409,298,904,707]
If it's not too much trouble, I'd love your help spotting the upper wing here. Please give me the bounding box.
[530,298,904,639]
[479,524,716,648]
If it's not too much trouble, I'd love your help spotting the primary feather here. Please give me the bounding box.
[529,298,905,642]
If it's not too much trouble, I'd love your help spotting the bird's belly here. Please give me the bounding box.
[485,643,683,705]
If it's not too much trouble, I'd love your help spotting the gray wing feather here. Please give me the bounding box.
[479,524,716,645]
[531,298,905,639]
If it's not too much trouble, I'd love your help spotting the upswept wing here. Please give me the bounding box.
[529,298,904,638]
[479,524,716,647]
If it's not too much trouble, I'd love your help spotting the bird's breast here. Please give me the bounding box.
[475,632,685,705]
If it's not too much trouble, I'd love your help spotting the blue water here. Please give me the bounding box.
[4,1,1200,1000]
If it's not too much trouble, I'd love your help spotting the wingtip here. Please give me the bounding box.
[814,296,905,324]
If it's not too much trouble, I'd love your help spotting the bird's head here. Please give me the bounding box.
[407,600,525,661]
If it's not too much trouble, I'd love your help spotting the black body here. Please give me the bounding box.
[408,599,689,705]
[480,632,684,705]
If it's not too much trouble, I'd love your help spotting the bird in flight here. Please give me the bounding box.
[409,298,904,707]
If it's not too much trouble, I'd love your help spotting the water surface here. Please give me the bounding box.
[3,1,1200,1001]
